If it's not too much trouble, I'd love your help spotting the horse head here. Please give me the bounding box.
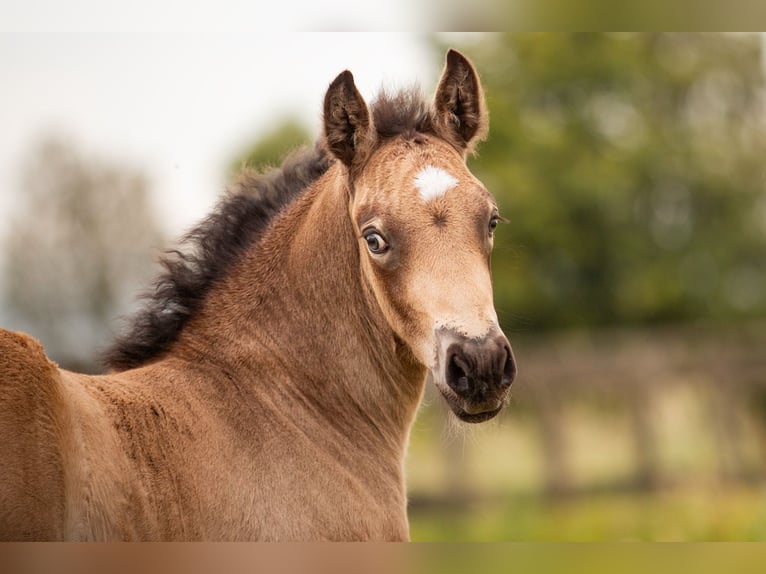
[323,50,517,423]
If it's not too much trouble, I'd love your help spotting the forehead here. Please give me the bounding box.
[356,136,491,210]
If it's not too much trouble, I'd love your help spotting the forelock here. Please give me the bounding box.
[370,86,432,140]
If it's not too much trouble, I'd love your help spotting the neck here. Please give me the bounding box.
[175,164,427,455]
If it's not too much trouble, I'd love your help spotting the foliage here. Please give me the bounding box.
[230,35,766,332]
[451,33,766,331]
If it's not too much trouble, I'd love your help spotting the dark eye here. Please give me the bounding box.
[489,216,500,235]
[363,230,389,254]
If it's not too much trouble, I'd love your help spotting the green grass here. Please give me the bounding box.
[410,484,766,541]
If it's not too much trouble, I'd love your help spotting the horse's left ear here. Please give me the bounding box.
[323,70,376,172]
[431,49,488,155]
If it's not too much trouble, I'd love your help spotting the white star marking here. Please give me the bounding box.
[414,165,458,202]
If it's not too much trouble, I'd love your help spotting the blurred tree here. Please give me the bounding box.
[439,33,766,331]
[2,137,164,373]
[227,117,312,179]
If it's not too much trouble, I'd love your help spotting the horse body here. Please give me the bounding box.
[0,50,516,540]
[1,161,418,540]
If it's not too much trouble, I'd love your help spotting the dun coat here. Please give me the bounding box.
[0,49,516,541]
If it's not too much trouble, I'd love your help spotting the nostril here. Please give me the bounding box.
[500,345,516,388]
[447,352,470,394]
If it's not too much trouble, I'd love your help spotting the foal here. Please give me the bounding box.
[0,49,516,540]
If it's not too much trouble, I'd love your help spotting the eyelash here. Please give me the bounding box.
[489,213,507,235]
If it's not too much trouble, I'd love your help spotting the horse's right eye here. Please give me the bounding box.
[364,231,388,254]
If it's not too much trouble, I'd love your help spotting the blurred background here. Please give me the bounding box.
[2,32,766,540]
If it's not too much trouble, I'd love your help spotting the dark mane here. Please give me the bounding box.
[104,144,332,371]
[104,87,433,372]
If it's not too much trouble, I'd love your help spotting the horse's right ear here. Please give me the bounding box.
[323,70,376,170]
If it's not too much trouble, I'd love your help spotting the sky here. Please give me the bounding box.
[0,33,454,242]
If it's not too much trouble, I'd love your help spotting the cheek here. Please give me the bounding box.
[362,256,434,362]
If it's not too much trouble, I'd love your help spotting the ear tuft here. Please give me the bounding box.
[323,70,375,170]
[431,49,488,155]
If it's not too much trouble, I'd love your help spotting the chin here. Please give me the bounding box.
[452,405,503,423]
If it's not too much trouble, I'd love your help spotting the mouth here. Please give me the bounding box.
[437,386,504,424]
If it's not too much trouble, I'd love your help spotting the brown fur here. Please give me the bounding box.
[0,50,509,540]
